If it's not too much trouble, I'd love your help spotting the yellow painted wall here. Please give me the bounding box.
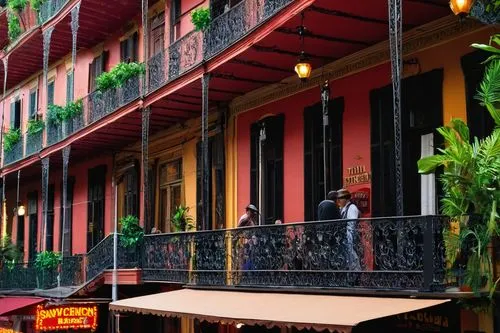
[183,137,198,220]
[410,28,496,124]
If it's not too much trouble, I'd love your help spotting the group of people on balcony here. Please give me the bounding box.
[236,189,362,272]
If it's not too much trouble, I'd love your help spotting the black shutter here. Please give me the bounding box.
[14,100,21,130]
[66,72,74,102]
[329,97,344,191]
[28,192,38,261]
[45,184,55,252]
[60,177,74,256]
[303,105,320,221]
[47,82,55,106]
[10,102,15,128]
[131,32,138,62]
[213,132,225,229]
[120,39,128,62]
[250,123,259,208]
[29,90,37,119]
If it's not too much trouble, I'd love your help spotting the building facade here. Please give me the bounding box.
[0,0,498,332]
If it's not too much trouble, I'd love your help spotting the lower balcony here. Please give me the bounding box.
[144,215,452,292]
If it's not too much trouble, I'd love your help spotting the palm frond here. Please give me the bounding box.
[476,59,500,126]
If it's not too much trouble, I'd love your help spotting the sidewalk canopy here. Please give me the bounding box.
[109,289,449,333]
[0,297,45,316]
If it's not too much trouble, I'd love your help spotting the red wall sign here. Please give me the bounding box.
[35,305,98,331]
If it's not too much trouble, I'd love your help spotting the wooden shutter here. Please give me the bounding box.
[29,90,37,119]
[47,82,55,106]
[66,72,74,102]
[150,13,165,57]
[10,102,15,128]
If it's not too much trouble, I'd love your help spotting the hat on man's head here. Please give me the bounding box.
[246,204,259,214]
[336,188,351,199]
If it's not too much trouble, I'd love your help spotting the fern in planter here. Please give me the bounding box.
[95,62,145,92]
[191,7,211,31]
[47,100,83,125]
[120,215,144,249]
[3,128,21,152]
[35,251,61,270]
[27,118,45,136]
[7,12,22,41]
[171,205,195,232]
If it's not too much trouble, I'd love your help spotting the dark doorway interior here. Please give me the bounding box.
[87,165,106,251]
[250,114,284,224]
[304,97,344,221]
[370,69,443,216]
[27,191,38,261]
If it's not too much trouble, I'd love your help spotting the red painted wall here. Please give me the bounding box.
[236,63,392,223]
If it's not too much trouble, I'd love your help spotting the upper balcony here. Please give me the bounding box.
[0,215,461,295]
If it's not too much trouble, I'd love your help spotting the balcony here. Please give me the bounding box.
[39,0,68,24]
[0,234,139,292]
[143,215,451,292]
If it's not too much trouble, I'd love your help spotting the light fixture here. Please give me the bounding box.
[17,203,25,216]
[294,12,312,82]
[449,0,475,17]
[236,323,245,329]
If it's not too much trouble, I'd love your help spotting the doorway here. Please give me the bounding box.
[370,69,443,216]
[304,97,344,221]
[27,192,38,261]
[87,165,106,251]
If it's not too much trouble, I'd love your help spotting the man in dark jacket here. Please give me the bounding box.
[317,191,341,221]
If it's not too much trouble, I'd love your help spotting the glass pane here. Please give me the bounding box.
[160,188,169,233]
[170,185,181,214]
[160,159,182,185]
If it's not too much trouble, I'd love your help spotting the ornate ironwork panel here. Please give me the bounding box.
[191,230,226,286]
[88,75,142,124]
[46,122,63,146]
[60,255,84,287]
[26,132,43,156]
[0,263,38,289]
[263,0,293,19]
[168,31,203,81]
[148,51,165,92]
[142,108,151,231]
[3,136,24,165]
[39,0,69,24]
[142,233,192,283]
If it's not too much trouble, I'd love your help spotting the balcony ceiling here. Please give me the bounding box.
[207,0,452,101]
[0,0,141,91]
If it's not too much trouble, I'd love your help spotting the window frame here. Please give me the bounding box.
[159,159,183,233]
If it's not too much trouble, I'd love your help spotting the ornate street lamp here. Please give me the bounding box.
[17,203,25,216]
[450,0,475,17]
[295,13,312,82]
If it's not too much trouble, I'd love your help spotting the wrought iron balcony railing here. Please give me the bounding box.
[3,135,24,166]
[0,234,139,291]
[39,0,68,24]
[26,131,43,156]
[143,215,452,292]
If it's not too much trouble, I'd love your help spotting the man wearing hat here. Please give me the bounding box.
[238,204,259,227]
[337,188,361,270]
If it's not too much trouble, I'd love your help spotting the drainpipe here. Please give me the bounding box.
[258,123,266,225]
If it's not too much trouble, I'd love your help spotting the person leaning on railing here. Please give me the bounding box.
[337,189,361,271]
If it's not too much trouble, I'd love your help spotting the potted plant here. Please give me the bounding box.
[171,205,195,232]
[418,36,500,296]
[35,251,61,288]
[190,7,211,31]
[0,235,21,270]
[3,128,21,152]
[95,62,145,105]
[120,215,144,249]
[27,118,45,136]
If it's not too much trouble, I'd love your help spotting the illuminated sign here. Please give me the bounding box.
[0,328,21,333]
[35,305,98,331]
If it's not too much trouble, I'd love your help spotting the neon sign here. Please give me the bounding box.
[35,305,98,331]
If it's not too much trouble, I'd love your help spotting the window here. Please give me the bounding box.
[60,177,74,256]
[17,215,24,252]
[120,32,138,63]
[10,99,21,130]
[27,192,38,261]
[47,80,55,106]
[250,115,284,225]
[149,12,165,57]
[123,167,139,217]
[170,0,181,42]
[29,89,38,120]
[45,185,55,251]
[66,71,74,103]
[210,0,243,19]
[88,52,107,92]
[160,159,182,233]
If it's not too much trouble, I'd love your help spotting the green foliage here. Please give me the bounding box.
[95,62,145,92]
[0,235,21,268]
[35,251,61,270]
[418,36,500,296]
[190,7,211,31]
[119,215,144,248]
[7,0,27,12]
[171,205,195,232]
[27,118,45,136]
[29,0,44,12]
[47,99,83,125]
[7,12,22,41]
[3,128,21,152]
[471,34,500,65]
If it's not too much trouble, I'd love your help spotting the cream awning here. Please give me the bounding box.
[110,289,450,332]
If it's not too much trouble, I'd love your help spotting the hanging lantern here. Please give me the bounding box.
[295,52,312,81]
[450,0,475,17]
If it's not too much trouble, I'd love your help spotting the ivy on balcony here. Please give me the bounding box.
[3,128,21,152]
[95,62,145,92]
[7,12,22,41]
[47,99,83,125]
[26,118,45,136]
